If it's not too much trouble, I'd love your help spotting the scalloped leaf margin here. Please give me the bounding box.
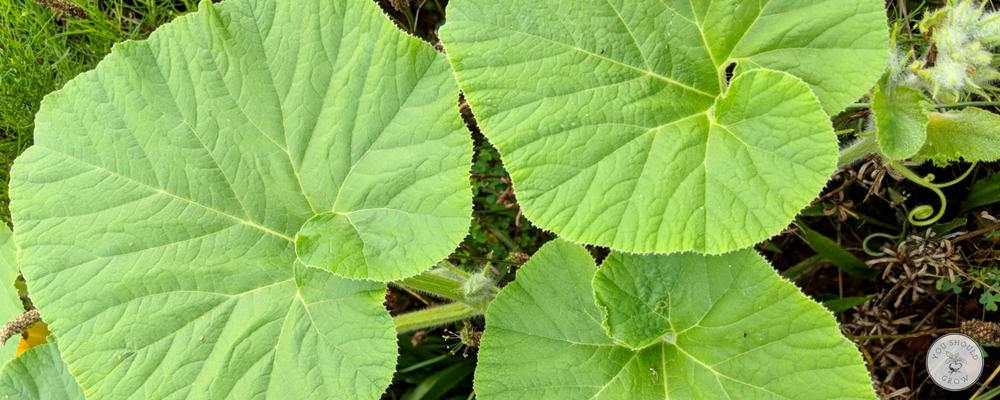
[8,0,476,397]
[441,0,888,253]
[474,240,876,399]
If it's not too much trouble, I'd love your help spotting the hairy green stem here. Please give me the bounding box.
[440,262,470,278]
[837,135,878,167]
[391,264,500,333]
[393,302,482,333]
[395,271,466,302]
[934,101,1000,109]
[846,100,1000,110]
[448,254,518,265]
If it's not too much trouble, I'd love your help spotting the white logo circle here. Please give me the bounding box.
[927,333,984,391]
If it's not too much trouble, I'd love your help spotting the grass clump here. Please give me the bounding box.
[0,0,200,224]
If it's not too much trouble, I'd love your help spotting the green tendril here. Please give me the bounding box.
[888,161,976,226]
[862,232,904,256]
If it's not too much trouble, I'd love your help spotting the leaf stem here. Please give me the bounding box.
[935,101,1000,109]
[393,302,482,333]
[391,264,501,331]
[440,262,471,278]
[838,135,878,167]
[846,101,1000,110]
[449,254,518,265]
[395,266,468,302]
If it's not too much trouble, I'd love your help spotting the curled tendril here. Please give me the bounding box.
[909,204,938,223]
[863,232,904,256]
[887,161,976,226]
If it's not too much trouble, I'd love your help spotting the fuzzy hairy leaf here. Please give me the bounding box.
[475,240,875,399]
[0,340,84,400]
[8,0,474,397]
[441,0,887,253]
[872,79,932,160]
[914,108,1000,166]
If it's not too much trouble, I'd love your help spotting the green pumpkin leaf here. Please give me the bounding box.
[441,0,887,253]
[0,226,21,364]
[475,240,875,399]
[872,78,932,160]
[8,0,474,397]
[0,340,85,400]
[914,108,1000,166]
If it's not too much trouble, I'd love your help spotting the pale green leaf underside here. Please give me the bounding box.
[0,340,85,400]
[475,240,875,399]
[913,108,1000,166]
[872,79,932,160]
[442,0,886,253]
[0,226,21,365]
[5,0,477,397]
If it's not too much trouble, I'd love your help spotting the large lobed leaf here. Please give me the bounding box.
[9,0,473,398]
[441,0,888,253]
[474,240,875,399]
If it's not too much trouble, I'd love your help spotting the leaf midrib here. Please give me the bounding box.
[468,19,716,99]
[47,147,294,242]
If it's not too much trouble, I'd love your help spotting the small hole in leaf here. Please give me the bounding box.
[724,62,737,86]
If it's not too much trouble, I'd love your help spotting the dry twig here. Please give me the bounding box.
[0,309,40,346]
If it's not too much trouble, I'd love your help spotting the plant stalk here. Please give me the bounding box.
[393,302,482,333]
[935,101,1000,109]
[846,101,1000,110]
[837,135,878,167]
[395,271,466,302]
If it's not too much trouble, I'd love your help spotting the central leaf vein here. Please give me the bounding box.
[52,149,294,242]
[479,21,715,99]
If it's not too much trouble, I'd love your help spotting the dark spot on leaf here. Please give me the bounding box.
[725,62,737,86]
